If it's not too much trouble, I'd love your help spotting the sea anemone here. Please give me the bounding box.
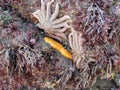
[32,0,71,41]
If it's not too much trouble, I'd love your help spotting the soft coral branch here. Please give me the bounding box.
[32,0,71,41]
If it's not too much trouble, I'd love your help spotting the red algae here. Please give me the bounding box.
[0,0,120,89]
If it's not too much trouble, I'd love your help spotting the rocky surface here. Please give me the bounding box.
[0,0,120,89]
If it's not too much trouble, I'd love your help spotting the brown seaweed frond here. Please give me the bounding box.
[32,0,71,41]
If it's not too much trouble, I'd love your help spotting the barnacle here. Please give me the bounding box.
[44,37,72,59]
[32,0,71,41]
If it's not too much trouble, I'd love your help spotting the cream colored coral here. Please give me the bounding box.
[32,0,71,41]
[68,28,85,69]
[69,28,96,69]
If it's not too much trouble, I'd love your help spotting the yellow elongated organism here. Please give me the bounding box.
[44,37,72,59]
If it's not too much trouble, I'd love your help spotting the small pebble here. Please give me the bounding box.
[30,38,36,45]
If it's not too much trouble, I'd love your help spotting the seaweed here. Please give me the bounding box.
[0,0,120,89]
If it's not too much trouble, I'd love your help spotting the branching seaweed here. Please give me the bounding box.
[0,0,120,89]
[69,1,120,88]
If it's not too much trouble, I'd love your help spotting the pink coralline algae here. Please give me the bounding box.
[0,0,120,89]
